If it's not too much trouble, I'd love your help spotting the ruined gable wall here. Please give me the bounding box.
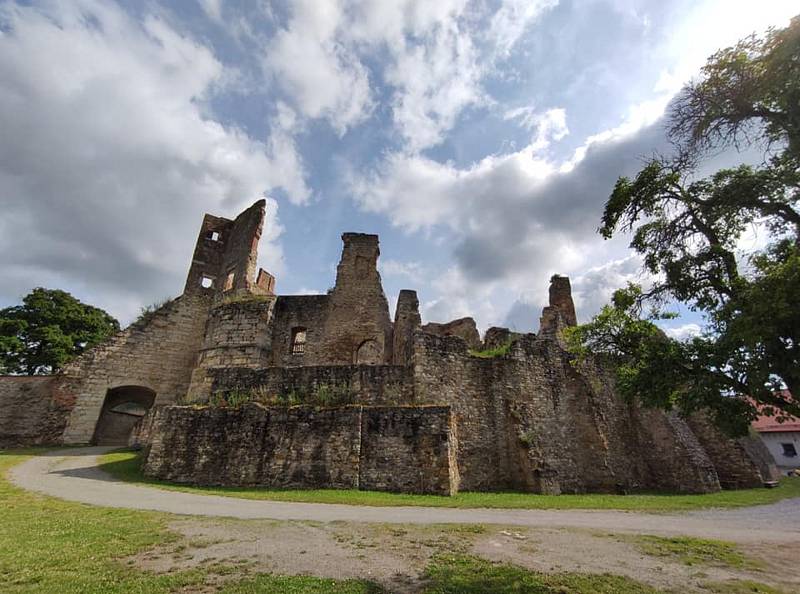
[208,364,414,405]
[141,403,456,495]
[59,294,211,444]
[320,234,393,365]
[0,376,67,446]
[392,290,421,366]
[220,200,266,294]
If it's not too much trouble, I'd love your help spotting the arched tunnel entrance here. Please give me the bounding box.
[91,385,156,445]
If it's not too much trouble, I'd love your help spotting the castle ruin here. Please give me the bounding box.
[0,200,777,495]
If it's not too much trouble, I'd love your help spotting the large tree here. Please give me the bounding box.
[567,16,800,435]
[0,288,119,375]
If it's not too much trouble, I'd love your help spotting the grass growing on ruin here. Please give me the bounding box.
[100,449,800,512]
[621,535,763,569]
[0,449,381,593]
[468,340,513,358]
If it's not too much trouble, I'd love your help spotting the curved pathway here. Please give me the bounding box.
[9,447,800,543]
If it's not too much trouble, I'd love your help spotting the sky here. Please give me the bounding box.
[0,0,796,336]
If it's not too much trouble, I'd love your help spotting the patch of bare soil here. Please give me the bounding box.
[128,518,799,593]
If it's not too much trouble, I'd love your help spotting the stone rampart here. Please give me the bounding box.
[411,331,725,494]
[59,294,211,444]
[0,376,66,446]
[141,403,456,495]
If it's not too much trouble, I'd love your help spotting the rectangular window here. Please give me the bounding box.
[781,443,798,457]
[291,327,307,355]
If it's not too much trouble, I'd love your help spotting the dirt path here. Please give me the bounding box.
[9,447,800,544]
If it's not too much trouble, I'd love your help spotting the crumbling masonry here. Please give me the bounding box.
[0,201,778,495]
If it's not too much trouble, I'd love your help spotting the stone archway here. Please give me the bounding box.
[355,339,381,365]
[91,385,156,445]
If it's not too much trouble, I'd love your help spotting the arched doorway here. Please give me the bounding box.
[92,385,156,445]
[355,339,381,364]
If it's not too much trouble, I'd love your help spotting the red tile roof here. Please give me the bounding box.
[752,391,800,433]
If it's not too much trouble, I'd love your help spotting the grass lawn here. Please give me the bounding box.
[2,449,789,594]
[100,449,800,512]
[621,535,763,570]
[423,555,661,593]
[0,449,378,594]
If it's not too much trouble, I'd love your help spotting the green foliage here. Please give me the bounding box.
[422,555,660,594]
[469,340,513,358]
[0,288,119,375]
[99,450,800,512]
[133,297,172,325]
[571,17,800,433]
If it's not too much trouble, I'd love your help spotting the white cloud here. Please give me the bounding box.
[0,0,304,322]
[378,259,426,283]
[487,0,559,57]
[262,0,373,135]
[664,323,703,341]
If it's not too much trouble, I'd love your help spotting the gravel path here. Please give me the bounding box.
[9,447,800,543]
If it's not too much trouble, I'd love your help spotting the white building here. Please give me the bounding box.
[753,396,800,475]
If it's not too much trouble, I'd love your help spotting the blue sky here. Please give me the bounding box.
[0,0,795,337]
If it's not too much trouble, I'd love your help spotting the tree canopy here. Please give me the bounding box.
[567,16,800,435]
[0,288,119,376]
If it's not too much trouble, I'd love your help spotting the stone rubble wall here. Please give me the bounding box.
[186,297,276,402]
[269,295,331,367]
[392,290,422,366]
[411,330,727,494]
[208,364,414,405]
[141,403,456,495]
[421,317,481,350]
[0,376,67,446]
[686,412,779,487]
[59,294,211,444]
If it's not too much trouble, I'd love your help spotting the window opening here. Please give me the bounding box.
[781,443,797,457]
[224,271,235,292]
[291,327,307,355]
[201,276,214,289]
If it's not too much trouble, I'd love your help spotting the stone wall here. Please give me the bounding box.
[183,199,271,298]
[270,295,330,367]
[320,234,393,365]
[208,364,414,405]
[411,331,725,494]
[359,406,458,495]
[686,412,779,488]
[187,297,276,402]
[59,294,211,444]
[392,290,421,366]
[0,376,67,446]
[142,403,456,495]
[421,317,481,349]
